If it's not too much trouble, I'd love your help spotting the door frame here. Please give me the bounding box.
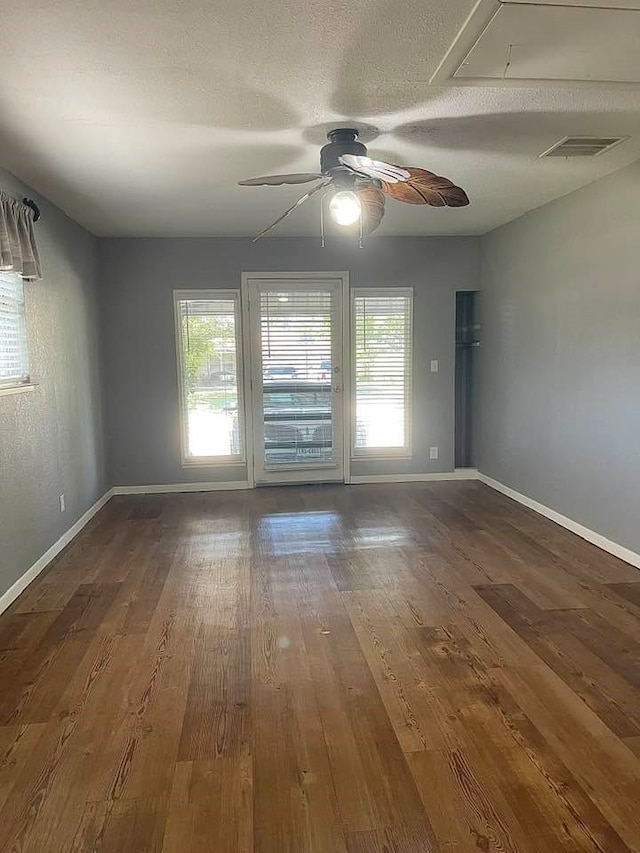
[241,271,351,487]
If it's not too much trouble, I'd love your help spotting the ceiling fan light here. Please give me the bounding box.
[329,191,361,226]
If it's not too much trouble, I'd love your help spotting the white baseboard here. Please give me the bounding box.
[350,469,479,485]
[0,488,114,617]
[114,473,481,492]
[478,473,640,571]
[112,481,252,495]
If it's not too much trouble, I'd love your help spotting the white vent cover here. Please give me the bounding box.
[539,136,628,158]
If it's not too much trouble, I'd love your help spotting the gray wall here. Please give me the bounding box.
[99,237,479,486]
[0,169,107,597]
[478,160,640,554]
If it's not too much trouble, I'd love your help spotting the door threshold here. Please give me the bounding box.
[255,479,345,488]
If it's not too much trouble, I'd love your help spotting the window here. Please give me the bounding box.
[0,271,30,390]
[174,290,244,464]
[352,288,413,458]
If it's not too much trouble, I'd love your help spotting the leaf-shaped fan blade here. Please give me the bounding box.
[381,168,469,207]
[357,185,385,235]
[239,173,323,186]
[252,181,330,242]
[339,155,410,184]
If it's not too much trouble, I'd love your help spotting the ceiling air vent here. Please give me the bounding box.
[539,136,628,158]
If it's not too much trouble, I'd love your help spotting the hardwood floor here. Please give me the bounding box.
[0,481,639,852]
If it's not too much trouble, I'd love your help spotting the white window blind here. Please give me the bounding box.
[174,291,244,463]
[352,289,413,457]
[0,271,30,389]
[258,289,335,467]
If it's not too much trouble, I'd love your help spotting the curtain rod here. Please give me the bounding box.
[22,198,41,222]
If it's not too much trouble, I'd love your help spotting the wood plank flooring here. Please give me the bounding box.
[0,481,639,852]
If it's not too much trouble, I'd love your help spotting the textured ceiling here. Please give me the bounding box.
[2,0,640,237]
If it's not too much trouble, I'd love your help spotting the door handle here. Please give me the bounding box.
[333,385,342,393]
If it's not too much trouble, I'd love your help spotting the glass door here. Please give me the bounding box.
[247,276,345,485]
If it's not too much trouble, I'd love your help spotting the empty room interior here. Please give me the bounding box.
[1,0,640,850]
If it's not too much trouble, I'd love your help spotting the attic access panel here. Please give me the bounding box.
[441,1,640,84]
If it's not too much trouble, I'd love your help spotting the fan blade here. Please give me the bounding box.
[252,181,330,242]
[357,185,385,235]
[339,155,410,184]
[239,173,323,187]
[381,168,469,207]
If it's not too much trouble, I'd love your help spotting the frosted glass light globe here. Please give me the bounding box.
[329,191,361,226]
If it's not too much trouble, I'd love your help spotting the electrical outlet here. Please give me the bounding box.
[429,446,439,460]
[59,494,66,513]
[430,359,439,373]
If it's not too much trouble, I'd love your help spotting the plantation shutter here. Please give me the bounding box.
[352,289,413,456]
[0,271,30,388]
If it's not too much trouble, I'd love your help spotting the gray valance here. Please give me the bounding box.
[0,191,42,281]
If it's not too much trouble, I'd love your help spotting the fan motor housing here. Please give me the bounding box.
[320,128,367,176]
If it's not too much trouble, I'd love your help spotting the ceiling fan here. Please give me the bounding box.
[238,128,469,242]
